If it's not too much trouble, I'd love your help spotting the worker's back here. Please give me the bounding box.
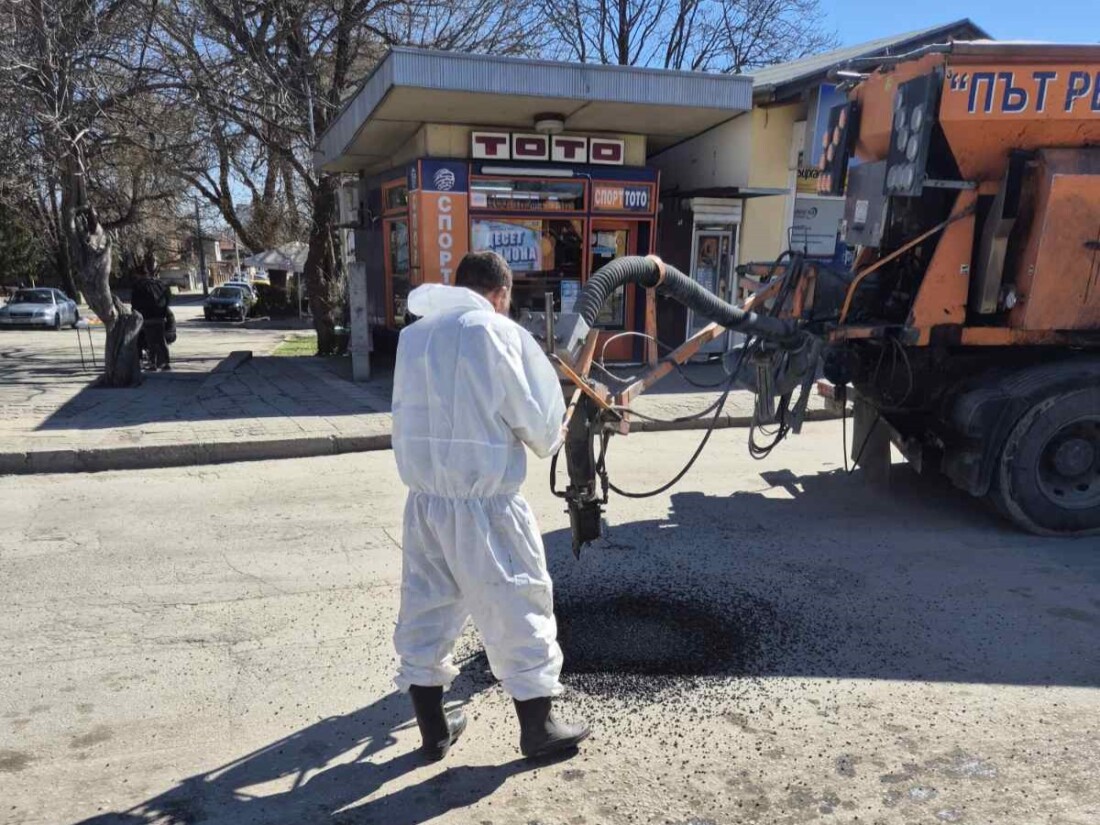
[393,284,535,499]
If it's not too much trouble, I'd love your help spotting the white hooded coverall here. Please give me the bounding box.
[392,284,568,701]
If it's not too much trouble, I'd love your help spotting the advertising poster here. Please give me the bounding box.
[809,84,848,167]
[471,219,547,272]
[790,196,845,258]
[417,160,468,284]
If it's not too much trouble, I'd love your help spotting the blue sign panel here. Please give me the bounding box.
[421,160,469,193]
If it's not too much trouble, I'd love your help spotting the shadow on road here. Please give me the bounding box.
[546,462,1100,690]
[33,356,391,431]
[70,659,549,825]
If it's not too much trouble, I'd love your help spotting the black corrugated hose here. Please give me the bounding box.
[573,256,802,348]
[581,251,809,500]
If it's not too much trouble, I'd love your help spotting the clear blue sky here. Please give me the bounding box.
[828,0,1100,46]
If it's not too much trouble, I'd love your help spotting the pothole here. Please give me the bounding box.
[554,587,787,698]
[453,581,794,702]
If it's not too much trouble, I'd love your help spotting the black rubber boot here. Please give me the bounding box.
[408,685,467,761]
[514,697,590,759]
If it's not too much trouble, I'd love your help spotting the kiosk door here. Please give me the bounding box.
[589,219,641,362]
[687,227,737,354]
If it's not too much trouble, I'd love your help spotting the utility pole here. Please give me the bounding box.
[194,197,208,296]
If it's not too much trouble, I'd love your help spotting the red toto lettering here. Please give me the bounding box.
[513,135,549,158]
[472,134,508,157]
[471,132,624,164]
[590,139,624,164]
[552,137,587,161]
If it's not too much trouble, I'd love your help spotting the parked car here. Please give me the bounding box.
[0,288,79,330]
[204,285,254,321]
[224,280,257,302]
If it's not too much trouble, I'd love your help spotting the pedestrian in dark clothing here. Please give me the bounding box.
[132,277,172,371]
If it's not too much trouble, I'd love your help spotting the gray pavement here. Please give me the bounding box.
[1,312,834,473]
[2,424,1097,824]
[0,298,391,472]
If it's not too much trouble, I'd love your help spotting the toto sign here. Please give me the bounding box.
[471,132,625,165]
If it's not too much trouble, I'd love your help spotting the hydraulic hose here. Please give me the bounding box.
[573,256,802,347]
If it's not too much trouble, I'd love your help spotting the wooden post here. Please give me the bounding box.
[645,287,658,366]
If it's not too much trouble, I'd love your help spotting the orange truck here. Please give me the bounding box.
[530,41,1100,547]
[809,40,1100,535]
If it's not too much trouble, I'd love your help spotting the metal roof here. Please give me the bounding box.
[316,47,754,173]
[751,19,989,101]
[240,242,308,273]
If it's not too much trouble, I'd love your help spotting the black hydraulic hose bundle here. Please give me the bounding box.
[566,252,811,502]
[572,256,802,348]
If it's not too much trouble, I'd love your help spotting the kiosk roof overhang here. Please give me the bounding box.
[316,48,753,173]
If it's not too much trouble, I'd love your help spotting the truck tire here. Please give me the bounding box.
[989,388,1100,536]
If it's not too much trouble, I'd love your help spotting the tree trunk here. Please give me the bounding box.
[303,177,345,356]
[48,184,80,299]
[64,167,142,387]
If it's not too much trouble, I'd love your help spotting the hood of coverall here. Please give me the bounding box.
[407,283,494,318]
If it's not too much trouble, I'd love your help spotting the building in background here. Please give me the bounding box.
[651,19,987,350]
[315,47,754,378]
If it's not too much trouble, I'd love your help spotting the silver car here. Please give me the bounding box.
[0,288,80,330]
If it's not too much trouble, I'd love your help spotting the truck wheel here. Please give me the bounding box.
[989,388,1100,536]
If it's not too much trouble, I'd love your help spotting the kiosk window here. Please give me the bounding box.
[590,228,629,328]
[470,178,585,212]
[470,217,583,314]
[384,182,408,212]
[386,218,411,325]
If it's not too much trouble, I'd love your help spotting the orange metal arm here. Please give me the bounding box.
[615,278,785,405]
[554,274,786,417]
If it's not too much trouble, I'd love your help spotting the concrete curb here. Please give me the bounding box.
[0,432,393,475]
[0,408,844,475]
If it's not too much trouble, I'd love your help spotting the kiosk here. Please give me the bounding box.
[315,47,753,375]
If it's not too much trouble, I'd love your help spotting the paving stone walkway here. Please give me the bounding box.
[0,344,837,474]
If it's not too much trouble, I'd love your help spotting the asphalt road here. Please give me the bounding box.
[2,424,1098,824]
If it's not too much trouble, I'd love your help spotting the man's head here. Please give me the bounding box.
[455,251,512,315]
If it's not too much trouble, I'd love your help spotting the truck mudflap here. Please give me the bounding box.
[940,357,1100,497]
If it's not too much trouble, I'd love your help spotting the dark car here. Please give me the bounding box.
[204,285,253,322]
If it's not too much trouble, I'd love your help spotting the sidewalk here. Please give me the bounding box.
[0,352,837,474]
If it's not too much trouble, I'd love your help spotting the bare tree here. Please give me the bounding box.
[154,0,544,354]
[0,0,184,385]
[539,0,837,72]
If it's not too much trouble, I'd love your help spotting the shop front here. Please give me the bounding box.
[362,146,658,361]
[315,47,753,377]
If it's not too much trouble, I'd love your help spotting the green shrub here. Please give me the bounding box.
[253,282,297,317]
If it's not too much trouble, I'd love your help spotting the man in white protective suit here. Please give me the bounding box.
[392,250,591,762]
